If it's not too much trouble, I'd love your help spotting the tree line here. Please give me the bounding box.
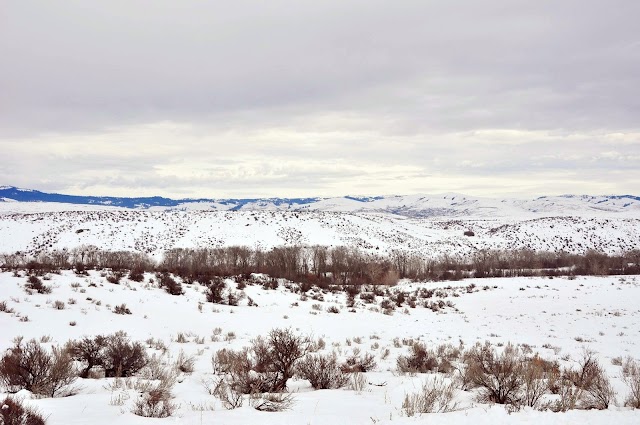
[1,245,639,284]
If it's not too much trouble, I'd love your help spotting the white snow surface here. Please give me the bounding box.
[1,272,639,424]
[0,207,638,259]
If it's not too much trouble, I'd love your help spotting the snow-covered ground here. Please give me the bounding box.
[0,209,638,259]
[1,271,639,424]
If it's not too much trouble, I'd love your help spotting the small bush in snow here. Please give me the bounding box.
[128,269,145,282]
[0,338,76,397]
[132,385,176,418]
[70,332,147,378]
[25,276,51,294]
[213,328,309,394]
[464,342,525,405]
[0,396,47,425]
[296,353,348,389]
[341,352,377,373]
[251,391,295,412]
[113,304,131,315]
[622,357,640,408]
[402,376,458,415]
[157,273,183,295]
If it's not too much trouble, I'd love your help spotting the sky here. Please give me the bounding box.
[1,0,639,199]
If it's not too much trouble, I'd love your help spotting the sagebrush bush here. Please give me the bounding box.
[70,335,108,378]
[205,277,226,304]
[341,352,377,373]
[296,353,348,389]
[0,396,47,425]
[25,276,51,294]
[0,338,76,397]
[562,350,616,410]
[251,392,295,412]
[174,350,195,374]
[113,304,131,315]
[520,355,554,408]
[70,332,147,378]
[397,342,440,374]
[622,357,640,408]
[211,377,243,409]
[402,376,458,415]
[106,273,122,284]
[157,273,183,295]
[212,328,309,393]
[132,385,176,418]
[128,269,145,282]
[464,342,524,405]
[103,333,148,377]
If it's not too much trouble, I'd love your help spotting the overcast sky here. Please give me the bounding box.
[1,1,638,198]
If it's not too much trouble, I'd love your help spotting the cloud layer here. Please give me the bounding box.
[1,1,638,197]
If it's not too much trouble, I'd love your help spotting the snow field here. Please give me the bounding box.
[1,271,639,424]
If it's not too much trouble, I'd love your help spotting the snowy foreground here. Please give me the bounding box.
[1,271,640,424]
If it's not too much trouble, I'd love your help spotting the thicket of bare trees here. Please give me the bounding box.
[1,246,639,285]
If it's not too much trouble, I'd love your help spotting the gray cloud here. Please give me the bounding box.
[0,1,638,197]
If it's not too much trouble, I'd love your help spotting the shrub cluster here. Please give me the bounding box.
[212,328,309,394]
[397,342,458,374]
[296,353,348,389]
[0,396,47,425]
[0,338,76,397]
[157,272,183,295]
[25,275,51,294]
[70,332,148,378]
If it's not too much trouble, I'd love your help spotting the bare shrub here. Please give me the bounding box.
[213,328,309,394]
[464,342,524,405]
[296,353,348,389]
[103,332,148,377]
[128,269,145,282]
[69,335,108,378]
[251,392,295,412]
[546,349,616,411]
[0,301,15,313]
[25,276,51,294]
[157,273,183,296]
[211,377,244,409]
[132,385,176,418]
[205,277,226,304]
[341,352,377,373]
[44,346,78,397]
[263,328,310,391]
[0,396,47,425]
[71,333,146,379]
[113,304,131,315]
[348,371,368,392]
[0,338,76,397]
[520,355,552,408]
[622,358,640,408]
[397,342,439,374]
[402,376,458,416]
[52,300,65,310]
[139,355,177,388]
[564,349,616,410]
[174,350,195,374]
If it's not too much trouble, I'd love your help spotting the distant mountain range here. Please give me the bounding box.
[0,185,320,210]
[1,185,639,218]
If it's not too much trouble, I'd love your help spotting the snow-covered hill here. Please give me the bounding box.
[0,209,638,259]
[1,187,638,258]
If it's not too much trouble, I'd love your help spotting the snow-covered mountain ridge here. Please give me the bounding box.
[1,186,639,217]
